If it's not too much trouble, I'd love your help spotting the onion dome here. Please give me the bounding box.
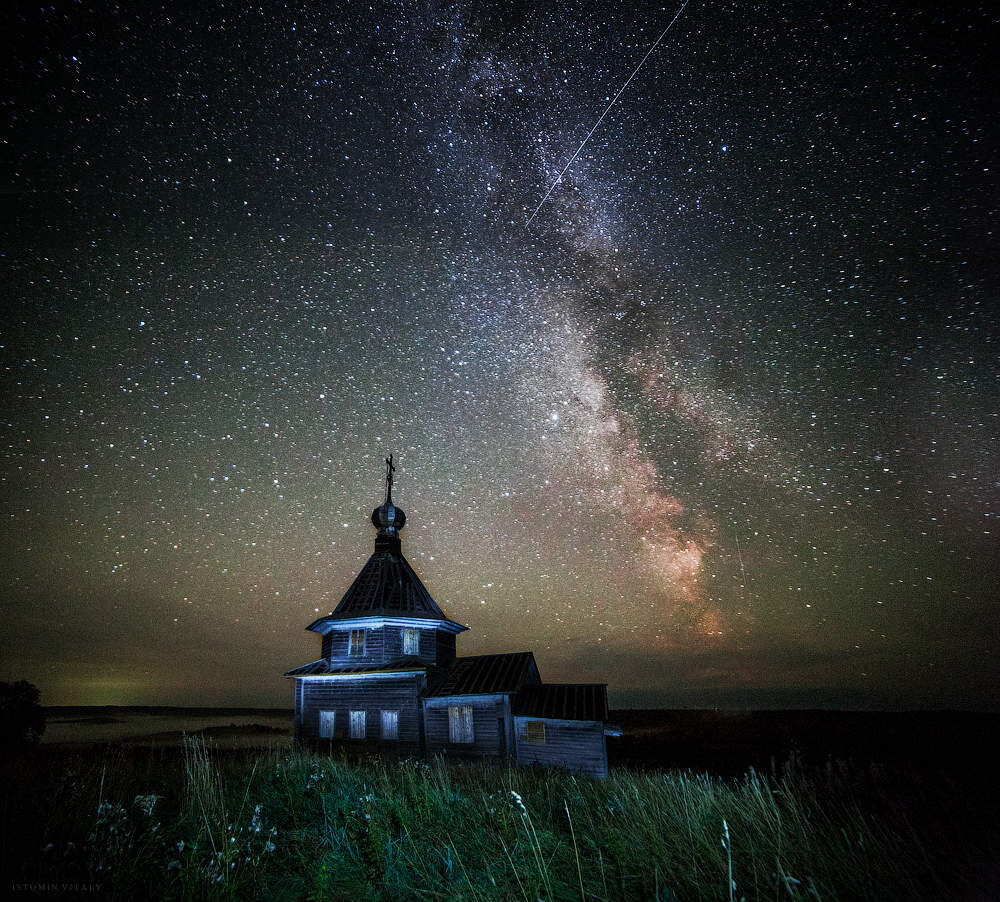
[300,451,468,631]
[371,499,405,532]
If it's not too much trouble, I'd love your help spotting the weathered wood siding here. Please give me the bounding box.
[422,694,509,759]
[514,717,609,778]
[436,632,457,666]
[293,678,304,742]
[319,625,455,667]
[382,625,444,666]
[298,674,425,755]
[321,626,388,665]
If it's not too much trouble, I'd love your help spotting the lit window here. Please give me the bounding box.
[381,710,399,740]
[402,628,419,655]
[349,710,366,739]
[348,629,366,656]
[523,721,546,744]
[448,705,474,743]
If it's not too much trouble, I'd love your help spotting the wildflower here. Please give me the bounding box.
[264,841,275,854]
[509,790,527,815]
[176,840,185,854]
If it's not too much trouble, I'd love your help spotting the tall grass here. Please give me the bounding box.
[1,738,993,900]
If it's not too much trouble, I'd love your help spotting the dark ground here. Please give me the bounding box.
[3,708,999,899]
[607,708,1000,780]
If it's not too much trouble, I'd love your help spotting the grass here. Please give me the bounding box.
[1,738,995,900]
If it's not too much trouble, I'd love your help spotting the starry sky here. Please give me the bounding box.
[3,1,997,710]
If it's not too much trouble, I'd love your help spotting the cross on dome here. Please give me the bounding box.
[371,453,406,546]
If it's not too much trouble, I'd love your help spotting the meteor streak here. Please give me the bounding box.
[526,0,692,228]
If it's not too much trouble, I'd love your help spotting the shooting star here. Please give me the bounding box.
[734,527,748,604]
[525,0,692,228]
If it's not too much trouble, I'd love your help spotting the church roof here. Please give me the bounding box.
[425,652,539,697]
[513,683,609,722]
[307,455,466,631]
[311,548,449,625]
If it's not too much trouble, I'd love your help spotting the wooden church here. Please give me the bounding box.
[285,457,613,777]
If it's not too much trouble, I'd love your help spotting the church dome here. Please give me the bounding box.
[371,498,406,532]
[371,454,405,550]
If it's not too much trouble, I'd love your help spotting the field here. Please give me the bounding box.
[1,709,997,900]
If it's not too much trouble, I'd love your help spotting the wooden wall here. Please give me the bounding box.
[436,631,457,666]
[423,695,509,759]
[321,626,390,664]
[319,624,454,667]
[298,674,426,755]
[514,717,609,778]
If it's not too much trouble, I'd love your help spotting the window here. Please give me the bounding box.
[402,628,420,655]
[448,705,474,744]
[349,710,366,739]
[348,629,366,657]
[522,720,546,745]
[318,710,335,739]
[381,710,399,740]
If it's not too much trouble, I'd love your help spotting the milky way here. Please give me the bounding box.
[3,1,997,709]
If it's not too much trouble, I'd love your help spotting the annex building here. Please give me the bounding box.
[285,457,613,777]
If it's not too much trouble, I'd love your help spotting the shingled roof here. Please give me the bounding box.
[513,683,609,722]
[425,652,539,697]
[308,548,450,627]
[308,459,466,630]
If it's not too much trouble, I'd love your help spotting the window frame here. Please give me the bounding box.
[349,709,366,739]
[401,627,420,656]
[348,628,366,657]
[522,720,546,745]
[380,709,399,741]
[448,704,475,744]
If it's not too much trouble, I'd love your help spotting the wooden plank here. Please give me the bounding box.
[299,674,425,755]
[319,624,455,667]
[423,696,505,758]
[436,631,457,666]
[513,717,609,778]
[322,625,387,664]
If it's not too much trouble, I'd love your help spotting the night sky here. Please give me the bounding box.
[3,1,997,710]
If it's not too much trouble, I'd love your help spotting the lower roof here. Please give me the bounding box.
[285,652,607,721]
[284,656,426,677]
[424,652,538,698]
[513,683,609,722]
